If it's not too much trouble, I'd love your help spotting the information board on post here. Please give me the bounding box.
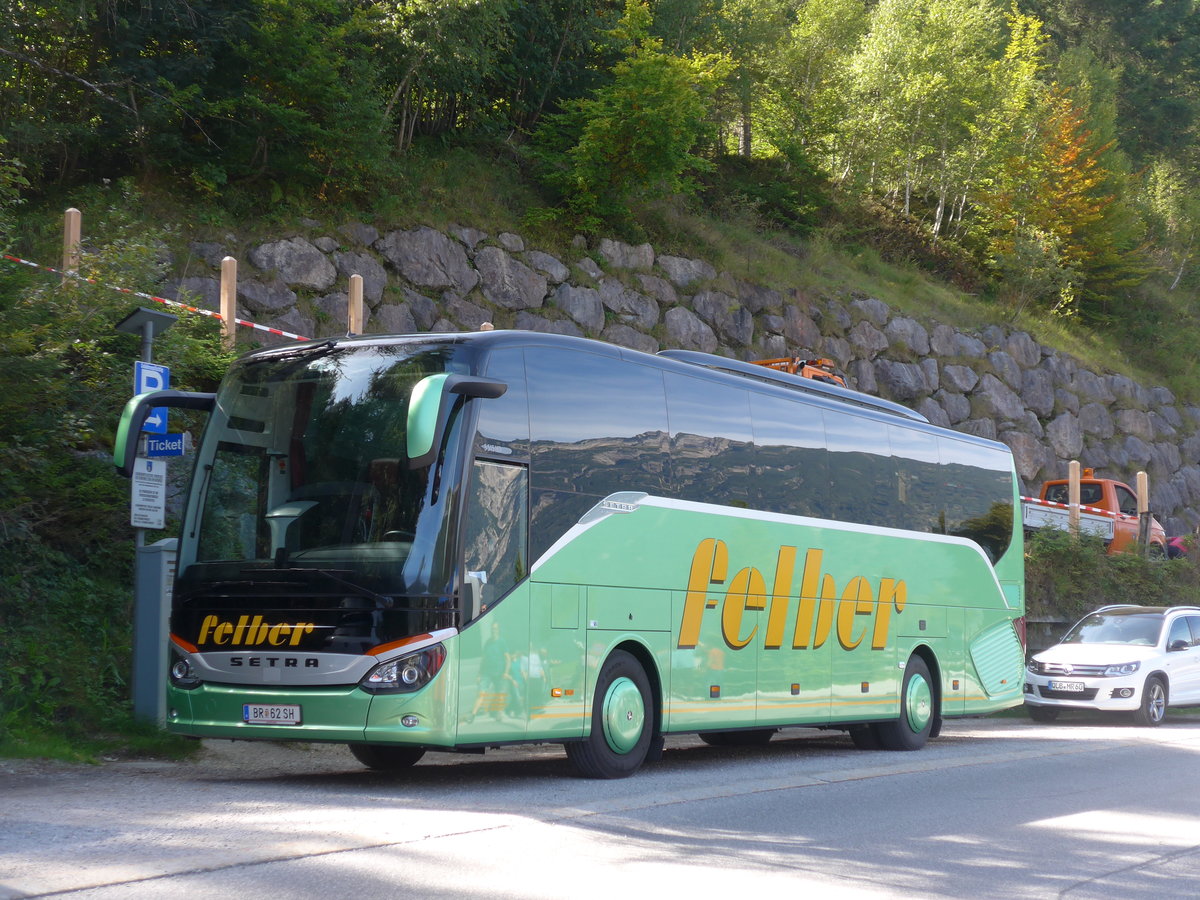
[131,457,167,529]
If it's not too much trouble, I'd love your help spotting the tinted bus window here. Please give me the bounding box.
[749,392,830,518]
[888,425,942,533]
[665,372,753,508]
[477,349,530,461]
[938,436,1014,561]
[525,350,669,560]
[824,409,896,527]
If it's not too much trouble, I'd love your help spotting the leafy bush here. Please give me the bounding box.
[1025,528,1200,627]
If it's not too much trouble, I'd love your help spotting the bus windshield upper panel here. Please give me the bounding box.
[177,342,472,608]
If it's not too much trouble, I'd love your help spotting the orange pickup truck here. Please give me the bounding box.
[1022,472,1167,556]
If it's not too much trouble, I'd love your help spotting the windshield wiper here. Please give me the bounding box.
[243,339,338,367]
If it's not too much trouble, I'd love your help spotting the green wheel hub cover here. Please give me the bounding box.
[601,676,645,753]
[905,672,933,733]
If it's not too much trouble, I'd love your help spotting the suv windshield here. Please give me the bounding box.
[1062,611,1164,646]
[174,340,475,651]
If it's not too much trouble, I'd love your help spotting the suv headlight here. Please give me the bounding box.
[1104,662,1140,677]
[1026,660,1041,674]
[360,644,446,694]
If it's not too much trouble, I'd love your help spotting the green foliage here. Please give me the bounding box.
[701,151,828,233]
[531,1,728,229]
[1025,528,1200,627]
[0,183,236,754]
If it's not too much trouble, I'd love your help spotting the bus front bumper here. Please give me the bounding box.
[167,682,457,746]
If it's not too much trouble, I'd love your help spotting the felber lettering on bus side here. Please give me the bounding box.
[678,538,907,652]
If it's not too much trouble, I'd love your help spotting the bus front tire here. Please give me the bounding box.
[874,656,935,751]
[348,743,426,770]
[567,650,654,779]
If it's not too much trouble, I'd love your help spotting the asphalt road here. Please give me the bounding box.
[4,714,1200,899]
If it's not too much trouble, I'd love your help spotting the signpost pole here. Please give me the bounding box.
[114,307,178,724]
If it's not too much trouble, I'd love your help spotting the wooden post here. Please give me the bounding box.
[348,274,364,335]
[1137,470,1151,554]
[1068,460,1081,535]
[62,207,81,284]
[220,256,237,350]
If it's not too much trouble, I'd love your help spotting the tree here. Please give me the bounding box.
[532,1,727,227]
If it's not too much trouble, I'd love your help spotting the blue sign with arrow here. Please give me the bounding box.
[135,361,170,434]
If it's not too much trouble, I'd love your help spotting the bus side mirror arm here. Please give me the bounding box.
[113,390,216,478]
[407,375,507,469]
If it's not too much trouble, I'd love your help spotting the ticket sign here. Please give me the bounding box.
[145,433,186,457]
[135,361,170,434]
[131,457,167,529]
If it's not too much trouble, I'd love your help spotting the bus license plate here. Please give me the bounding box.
[243,704,302,725]
[1048,680,1085,693]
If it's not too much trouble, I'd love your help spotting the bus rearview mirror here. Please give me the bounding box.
[113,390,216,477]
[406,374,507,469]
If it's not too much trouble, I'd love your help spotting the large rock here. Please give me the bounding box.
[514,311,582,337]
[783,305,821,349]
[884,317,930,356]
[664,307,717,353]
[602,323,659,354]
[550,283,605,333]
[1020,368,1056,419]
[1078,402,1115,439]
[334,251,388,306]
[848,320,888,359]
[693,291,754,346]
[375,227,479,296]
[873,359,926,402]
[942,364,979,394]
[972,374,1024,424]
[239,277,297,314]
[475,246,547,310]
[249,237,337,291]
[598,238,654,270]
[849,296,890,326]
[1114,408,1154,442]
[1001,430,1053,485]
[657,254,715,287]
[526,250,569,283]
[1045,412,1083,460]
[989,350,1023,391]
[373,303,417,335]
[599,279,658,329]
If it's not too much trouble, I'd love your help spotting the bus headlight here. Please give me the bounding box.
[169,652,201,689]
[361,644,446,694]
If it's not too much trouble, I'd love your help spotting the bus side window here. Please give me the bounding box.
[477,349,530,460]
[463,459,529,621]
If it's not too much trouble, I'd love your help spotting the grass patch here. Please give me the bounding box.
[0,714,201,764]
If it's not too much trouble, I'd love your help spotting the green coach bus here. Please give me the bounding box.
[115,330,1025,778]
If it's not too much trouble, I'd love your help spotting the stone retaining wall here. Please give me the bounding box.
[166,222,1200,535]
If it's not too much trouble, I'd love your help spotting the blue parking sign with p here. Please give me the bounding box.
[135,362,170,434]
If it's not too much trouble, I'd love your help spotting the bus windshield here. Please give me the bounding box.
[174,341,473,650]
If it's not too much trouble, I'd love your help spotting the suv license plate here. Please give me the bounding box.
[1048,680,1085,693]
[243,704,302,725]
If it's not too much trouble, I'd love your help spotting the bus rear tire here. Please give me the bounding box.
[874,656,935,751]
[348,743,426,770]
[566,650,653,779]
[849,724,881,750]
[699,729,775,747]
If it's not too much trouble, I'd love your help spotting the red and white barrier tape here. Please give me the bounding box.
[1021,496,1122,518]
[2,253,310,342]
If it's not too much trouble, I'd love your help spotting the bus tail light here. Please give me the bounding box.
[1014,616,1027,652]
[361,644,446,694]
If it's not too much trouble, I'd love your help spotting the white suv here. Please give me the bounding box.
[1024,605,1200,726]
